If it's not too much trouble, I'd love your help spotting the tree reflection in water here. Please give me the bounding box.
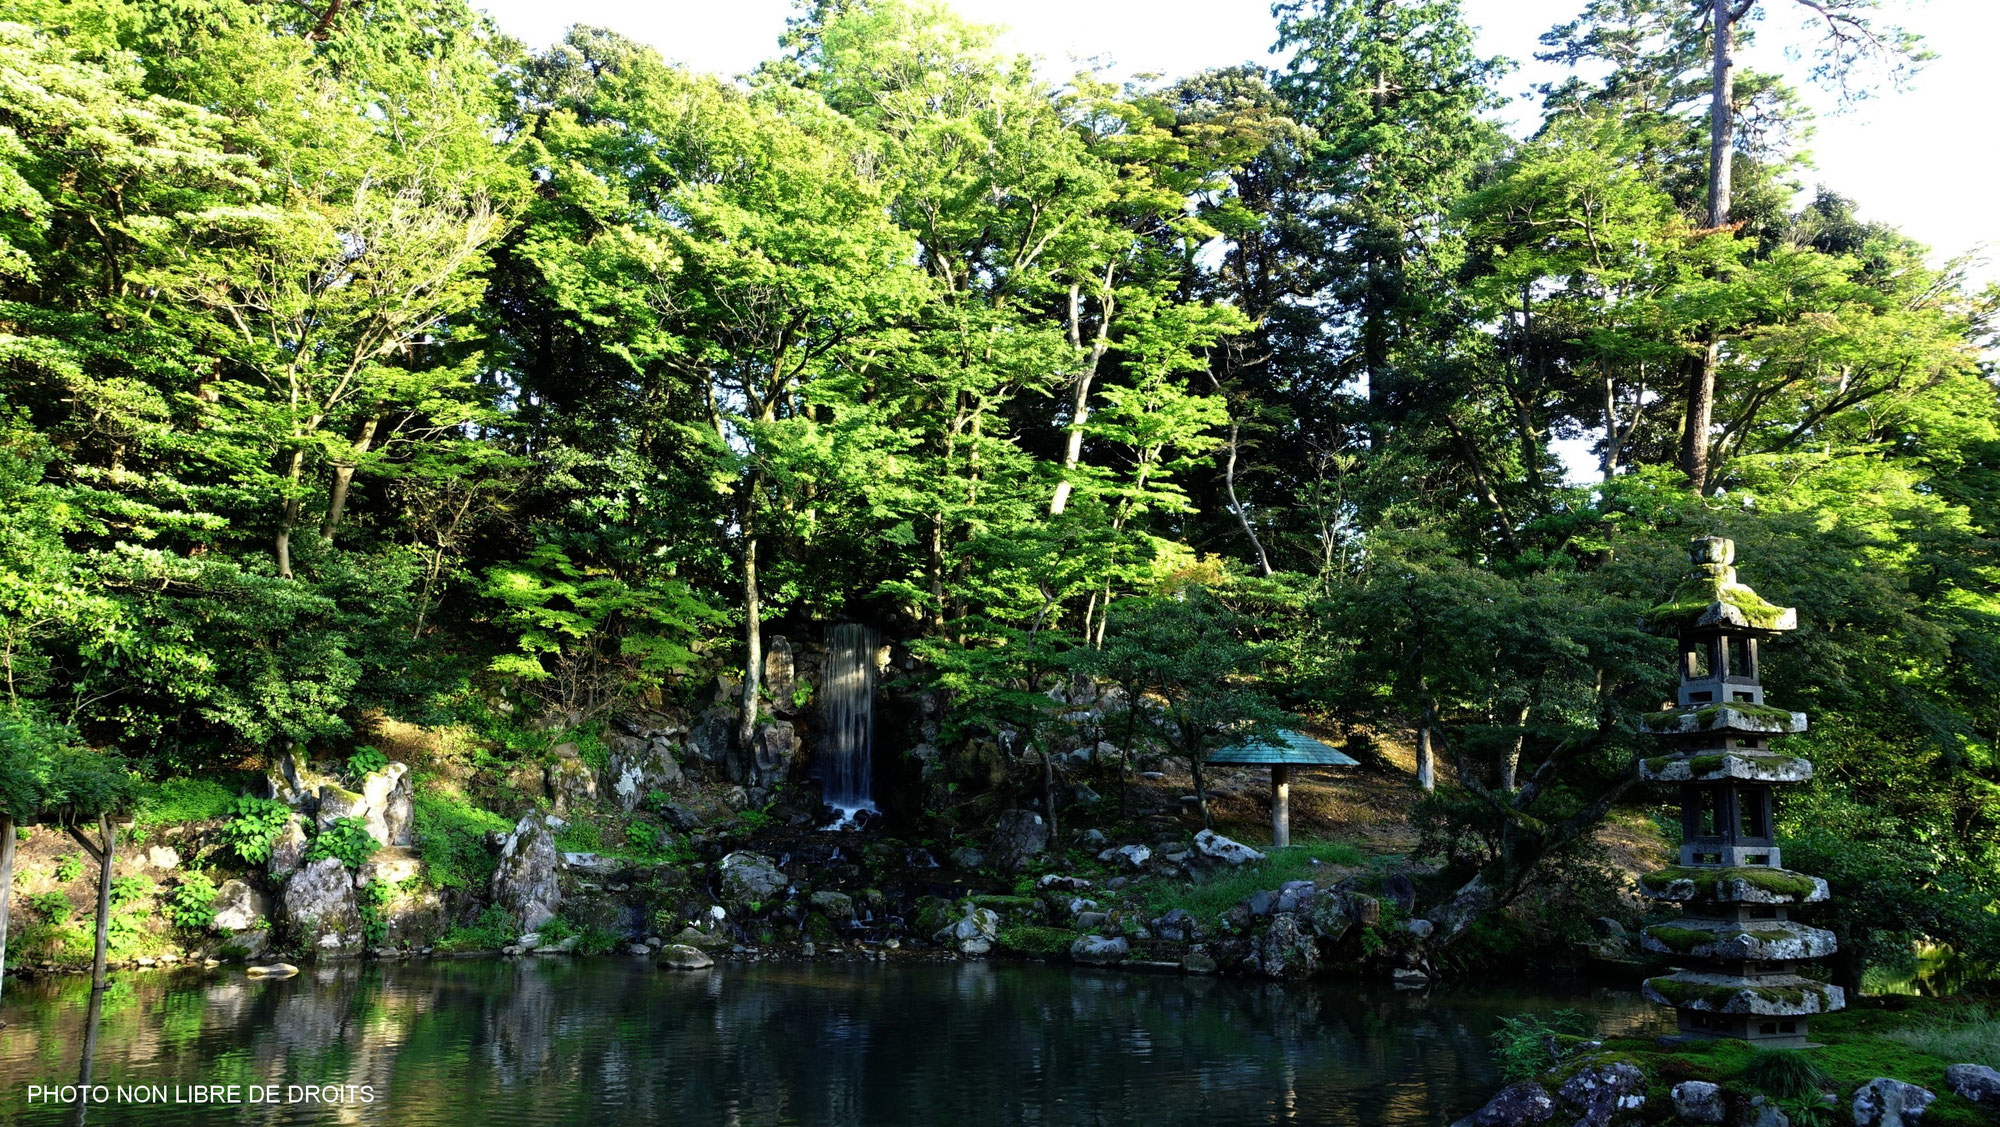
[0,959,1667,1127]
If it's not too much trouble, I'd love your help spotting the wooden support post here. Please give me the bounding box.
[0,813,13,1014]
[1271,765,1291,848]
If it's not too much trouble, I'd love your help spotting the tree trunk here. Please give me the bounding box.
[1685,0,1735,492]
[1416,702,1436,792]
[275,448,304,579]
[1050,280,1113,516]
[0,814,13,1014]
[1501,701,1528,792]
[738,523,763,755]
[320,414,381,542]
[71,976,104,1127]
[87,815,114,990]
[1190,755,1212,829]
[1041,746,1060,844]
[1224,419,1275,577]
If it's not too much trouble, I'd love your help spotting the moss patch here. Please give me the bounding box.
[995,926,1079,958]
[1645,572,1794,633]
[1640,866,1821,901]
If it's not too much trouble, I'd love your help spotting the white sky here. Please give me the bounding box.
[476,0,1998,287]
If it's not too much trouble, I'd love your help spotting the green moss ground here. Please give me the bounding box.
[1595,999,1992,1127]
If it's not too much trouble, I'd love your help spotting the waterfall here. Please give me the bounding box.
[821,623,879,826]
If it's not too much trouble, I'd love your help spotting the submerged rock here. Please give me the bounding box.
[245,963,300,978]
[490,813,561,932]
[1451,1083,1556,1127]
[1852,1079,1934,1127]
[659,945,714,970]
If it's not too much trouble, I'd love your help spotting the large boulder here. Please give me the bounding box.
[490,813,561,932]
[1452,1083,1557,1127]
[1556,1061,1647,1127]
[262,747,328,811]
[764,638,797,715]
[659,944,714,970]
[268,813,310,878]
[687,707,738,767]
[1852,1079,1934,1127]
[1306,891,1352,941]
[1257,914,1319,979]
[315,783,368,832]
[933,904,1001,956]
[607,735,684,811]
[282,858,363,952]
[211,879,270,932]
[381,767,414,847]
[718,852,787,914]
[1070,935,1129,966]
[547,753,599,812]
[748,721,795,790]
[988,810,1050,873]
[356,763,409,845]
[1194,829,1265,867]
[356,846,422,888]
[1944,1066,2000,1107]
[1672,1082,1727,1126]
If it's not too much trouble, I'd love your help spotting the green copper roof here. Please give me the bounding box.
[1209,729,1359,767]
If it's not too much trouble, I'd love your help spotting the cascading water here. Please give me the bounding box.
[821,623,879,829]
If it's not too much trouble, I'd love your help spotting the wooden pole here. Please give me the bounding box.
[1271,764,1291,848]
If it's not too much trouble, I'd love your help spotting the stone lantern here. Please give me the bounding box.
[1636,536,1842,1047]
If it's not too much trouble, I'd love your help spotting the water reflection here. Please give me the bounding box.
[0,959,1670,1127]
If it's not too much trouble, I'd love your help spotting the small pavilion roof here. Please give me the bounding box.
[1209,729,1359,767]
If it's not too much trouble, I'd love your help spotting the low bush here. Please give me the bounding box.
[220,797,294,863]
[411,786,514,890]
[135,778,240,826]
[305,817,380,870]
[437,905,518,952]
[1490,1009,1592,1082]
[166,872,219,931]
[996,926,1078,958]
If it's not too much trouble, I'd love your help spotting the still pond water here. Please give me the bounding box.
[0,958,1668,1127]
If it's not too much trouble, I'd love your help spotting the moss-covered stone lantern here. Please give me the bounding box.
[1636,536,1842,1048]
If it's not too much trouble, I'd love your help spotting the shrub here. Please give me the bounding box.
[554,819,603,854]
[356,881,391,947]
[134,778,239,826]
[28,890,72,924]
[54,854,83,883]
[166,873,219,931]
[220,797,294,863]
[1743,1049,1833,1101]
[996,926,1078,958]
[1490,1010,1592,1082]
[305,816,380,869]
[109,874,154,908]
[437,906,518,952]
[411,786,513,890]
[345,746,390,781]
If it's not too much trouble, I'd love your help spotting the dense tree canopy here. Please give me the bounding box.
[0,0,1992,972]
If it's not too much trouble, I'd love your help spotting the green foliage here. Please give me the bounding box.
[553,819,603,855]
[165,872,218,931]
[356,881,392,948]
[27,890,71,924]
[1140,842,1364,924]
[219,797,293,864]
[995,926,1078,958]
[1490,1010,1592,1082]
[1881,1006,2000,1065]
[344,747,390,781]
[304,816,380,870]
[53,853,82,883]
[411,786,512,890]
[135,777,240,826]
[437,906,519,952]
[1743,1049,1834,1101]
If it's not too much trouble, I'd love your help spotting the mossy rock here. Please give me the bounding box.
[1641,920,1836,961]
[1642,973,1843,1016]
[1641,704,1807,737]
[1638,866,1828,904]
[1644,566,1796,633]
[1641,751,1812,784]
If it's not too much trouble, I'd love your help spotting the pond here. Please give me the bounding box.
[0,959,1670,1126]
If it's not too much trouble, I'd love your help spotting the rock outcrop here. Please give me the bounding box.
[987,810,1049,873]
[490,814,561,932]
[281,858,363,952]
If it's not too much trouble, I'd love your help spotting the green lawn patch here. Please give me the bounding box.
[1140,840,1365,924]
